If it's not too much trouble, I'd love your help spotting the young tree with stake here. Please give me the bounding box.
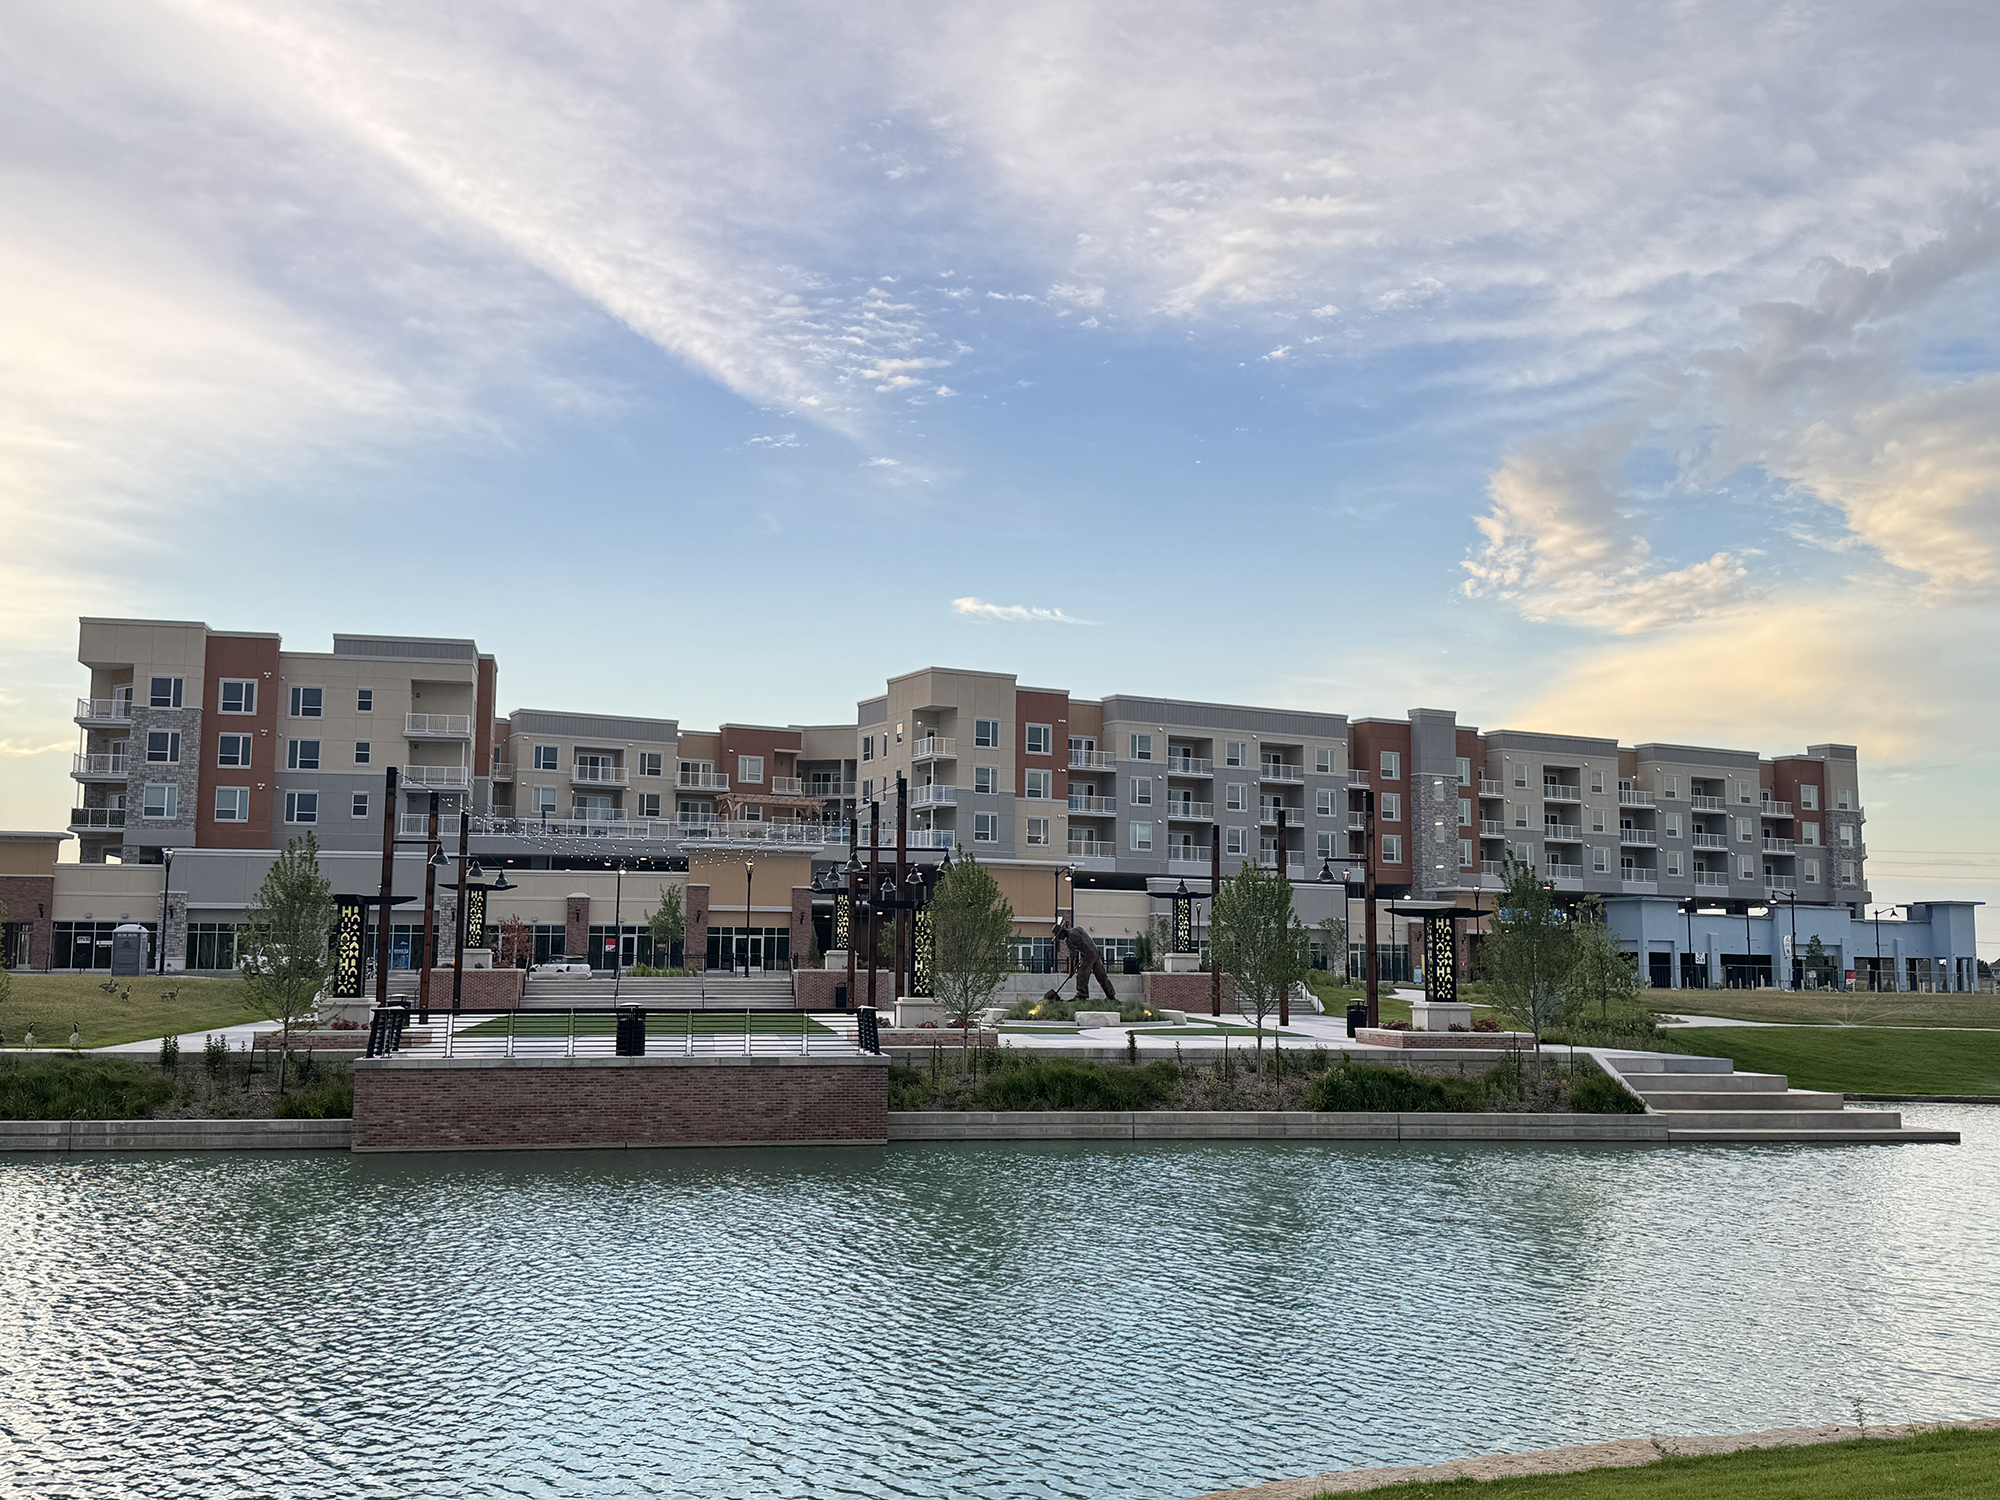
[1482,858,1579,1065]
[1211,860,1310,1080]
[648,884,686,969]
[929,854,1015,1058]
[238,833,337,1095]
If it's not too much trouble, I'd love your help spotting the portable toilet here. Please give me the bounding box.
[111,923,150,976]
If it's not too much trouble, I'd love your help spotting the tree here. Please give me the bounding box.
[1211,860,1310,1077]
[496,915,533,969]
[238,834,337,1095]
[1801,935,1837,987]
[1565,894,1645,1023]
[648,884,686,967]
[1482,858,1578,1056]
[929,854,1015,1055]
[1316,914,1349,977]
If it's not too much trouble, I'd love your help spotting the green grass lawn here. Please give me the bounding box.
[1677,1025,2000,1096]
[458,1011,834,1038]
[1,975,262,1049]
[1311,1427,2000,1499]
[1659,989,2000,1029]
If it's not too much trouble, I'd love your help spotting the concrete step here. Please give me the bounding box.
[1647,1108,1897,1131]
[1668,1126,1961,1144]
[1602,1054,1732,1075]
[1640,1090,1844,1111]
[1633,1071,1789,1094]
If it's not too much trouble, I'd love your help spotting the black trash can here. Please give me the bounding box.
[834,982,848,1011]
[1345,1003,1368,1039]
[615,1006,647,1056]
[1122,956,1141,975]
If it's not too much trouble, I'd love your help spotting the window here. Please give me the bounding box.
[974,718,1000,748]
[1316,747,1335,774]
[975,765,1000,794]
[1837,788,1852,811]
[1590,770,1605,794]
[354,741,371,765]
[149,676,184,709]
[1593,848,1609,873]
[1027,724,1053,756]
[1381,834,1403,863]
[1316,789,1336,817]
[219,679,256,715]
[1737,817,1754,841]
[287,739,321,771]
[1025,816,1050,846]
[1317,831,1338,859]
[1380,750,1401,779]
[738,755,764,785]
[861,779,873,804]
[146,731,181,764]
[1512,764,1528,788]
[639,752,662,778]
[1226,783,1248,811]
[1662,774,1680,798]
[1734,856,1754,879]
[638,793,661,818]
[1800,784,1819,810]
[214,787,249,822]
[1025,769,1053,800]
[1667,853,1683,877]
[1129,821,1153,852]
[1224,741,1247,767]
[1737,780,1754,804]
[217,734,251,768]
[861,735,874,762]
[973,813,998,843]
[1513,805,1529,828]
[1380,793,1401,821]
[1839,824,1855,847]
[1665,812,1682,837]
[1130,778,1152,806]
[284,791,318,824]
[1802,822,1820,846]
[1592,809,1607,833]
[352,791,369,819]
[289,686,322,718]
[1126,732,1152,761]
[1458,798,1472,826]
[356,688,373,713]
[1804,859,1820,884]
[533,745,559,771]
[1841,860,1856,884]
[532,786,557,816]
[187,922,237,971]
[1457,756,1472,786]
[1226,827,1247,855]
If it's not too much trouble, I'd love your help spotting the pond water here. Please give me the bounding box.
[2,1105,1995,1499]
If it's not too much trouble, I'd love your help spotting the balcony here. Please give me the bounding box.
[1544,862,1583,882]
[1067,795,1116,816]
[1619,830,1658,846]
[1348,813,1370,830]
[76,697,134,725]
[1543,824,1583,842]
[807,780,856,799]
[1480,859,1506,876]
[1622,875,1659,891]
[911,736,957,762]
[1255,854,1308,877]
[1764,874,1799,892]
[1165,801,1214,821]
[1478,779,1504,797]
[769,777,804,794]
[1690,795,1726,811]
[1067,838,1108,859]
[1071,749,1117,770]
[70,807,126,829]
[401,765,471,790]
[1479,819,1506,837]
[571,763,629,787]
[1619,789,1656,807]
[1260,763,1304,784]
[405,713,472,739]
[1541,784,1581,803]
[1160,754,1211,776]
[1694,869,1731,887]
[488,761,514,782]
[1348,771,1370,788]
[72,754,129,781]
[910,783,958,809]
[1165,846,1211,867]
[1760,800,1793,819]
[677,771,729,791]
[1763,837,1796,853]
[399,813,464,837]
[1692,832,1729,850]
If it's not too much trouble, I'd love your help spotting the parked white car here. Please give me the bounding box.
[532,961,593,976]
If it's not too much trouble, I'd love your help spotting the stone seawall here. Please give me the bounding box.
[0,1119,352,1151]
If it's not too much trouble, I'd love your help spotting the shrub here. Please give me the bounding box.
[158,1034,180,1071]
[203,1034,229,1073]
[1567,1057,1645,1114]
[0,1055,174,1120]
[971,1057,1183,1111]
[274,1078,353,1118]
[1305,1061,1487,1112]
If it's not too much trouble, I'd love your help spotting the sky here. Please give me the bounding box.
[1,1,1997,953]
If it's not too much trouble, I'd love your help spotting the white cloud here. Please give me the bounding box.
[950,597,1095,625]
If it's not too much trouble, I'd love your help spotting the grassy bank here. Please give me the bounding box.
[1309,1426,2000,1499]
[1658,989,1999,1030]
[1,975,261,1049]
[1671,1026,2000,1096]
[0,1051,351,1120]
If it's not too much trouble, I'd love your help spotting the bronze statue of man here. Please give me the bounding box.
[1045,919,1117,1004]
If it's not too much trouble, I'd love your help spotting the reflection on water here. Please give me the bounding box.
[1,1106,1995,1499]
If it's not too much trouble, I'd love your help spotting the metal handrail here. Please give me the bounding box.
[430,1007,856,1059]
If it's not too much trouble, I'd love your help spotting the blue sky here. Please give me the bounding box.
[2,1,1997,949]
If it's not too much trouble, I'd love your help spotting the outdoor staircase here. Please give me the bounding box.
[1603,1054,1932,1142]
[522,974,798,1010]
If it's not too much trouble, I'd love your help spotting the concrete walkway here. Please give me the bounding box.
[92,1020,284,1056]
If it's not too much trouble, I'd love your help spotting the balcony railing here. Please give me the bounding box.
[1255,854,1308,877]
[72,754,129,779]
[677,771,729,791]
[1694,869,1731,887]
[1478,779,1504,796]
[1349,771,1370,787]
[1543,824,1583,842]
[1542,784,1581,803]
[405,713,472,739]
[1544,862,1583,881]
[1349,813,1369,830]
[1071,750,1117,770]
[1260,764,1304,784]
[1165,801,1214,821]
[474,815,849,847]
[911,736,957,761]
[1763,837,1795,853]
[1691,795,1726,811]
[1622,875,1659,890]
[1257,809,1302,827]
[488,761,514,781]
[1480,859,1506,876]
[807,780,856,799]
[1165,846,1211,866]
[76,697,134,722]
[399,813,464,837]
[910,784,957,809]
[1764,874,1798,892]
[1760,800,1793,818]
[768,777,804,795]
[1067,795,1116,815]
[571,764,629,787]
[1692,832,1729,850]
[1160,754,1210,775]
[1067,839,1108,858]
[1618,789,1656,807]
[1619,830,1658,846]
[401,765,471,789]
[1479,819,1505,837]
[70,807,126,829]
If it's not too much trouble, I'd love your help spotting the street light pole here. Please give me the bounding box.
[741,858,753,977]
[1363,788,1380,1028]
[155,845,175,975]
[418,791,441,1023]
[1276,806,1291,1026]
[451,807,471,1013]
[614,861,626,999]
[373,766,400,1010]
[866,799,881,1012]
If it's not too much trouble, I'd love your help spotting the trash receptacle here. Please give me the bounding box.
[615,1006,647,1056]
[834,982,848,1010]
[1122,956,1141,975]
[1346,1003,1368,1039]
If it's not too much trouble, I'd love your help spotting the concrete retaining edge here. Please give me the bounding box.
[0,1118,352,1152]
[889,1111,1669,1142]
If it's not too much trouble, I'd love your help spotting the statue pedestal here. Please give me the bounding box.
[823,950,849,970]
[1162,952,1202,973]
[1409,999,1473,1033]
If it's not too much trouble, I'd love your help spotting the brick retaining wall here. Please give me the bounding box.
[352,1054,889,1151]
[1142,972,1234,1011]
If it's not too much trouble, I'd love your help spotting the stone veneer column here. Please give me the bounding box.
[685,884,709,971]
[0,875,55,971]
[565,894,590,964]
[790,886,812,966]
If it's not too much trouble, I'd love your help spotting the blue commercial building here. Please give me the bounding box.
[1603,897,1981,992]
